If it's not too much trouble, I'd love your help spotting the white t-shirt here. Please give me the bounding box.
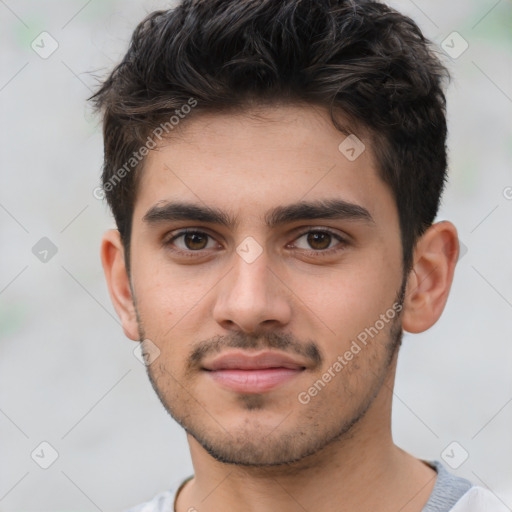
[125,460,509,512]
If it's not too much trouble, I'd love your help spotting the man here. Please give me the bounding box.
[89,0,506,510]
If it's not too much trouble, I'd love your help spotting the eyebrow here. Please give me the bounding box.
[142,198,375,229]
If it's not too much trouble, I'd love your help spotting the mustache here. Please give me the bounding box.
[186,331,323,373]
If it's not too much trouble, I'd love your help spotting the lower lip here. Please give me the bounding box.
[206,368,304,393]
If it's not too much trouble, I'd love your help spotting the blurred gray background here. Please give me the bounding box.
[0,0,511,510]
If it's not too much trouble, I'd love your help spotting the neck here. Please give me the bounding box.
[175,360,437,512]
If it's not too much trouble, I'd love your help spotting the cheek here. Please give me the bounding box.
[289,256,402,365]
[133,253,211,317]
[131,260,221,357]
[300,263,399,323]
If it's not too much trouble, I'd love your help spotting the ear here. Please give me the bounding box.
[401,221,459,333]
[100,229,140,341]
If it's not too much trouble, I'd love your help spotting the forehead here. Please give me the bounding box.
[133,104,396,228]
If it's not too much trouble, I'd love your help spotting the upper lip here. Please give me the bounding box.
[202,350,307,371]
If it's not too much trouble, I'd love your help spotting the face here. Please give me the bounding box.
[128,104,406,466]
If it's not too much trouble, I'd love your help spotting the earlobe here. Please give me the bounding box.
[401,221,459,334]
[100,229,140,341]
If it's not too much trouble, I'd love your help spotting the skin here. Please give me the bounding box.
[101,104,459,512]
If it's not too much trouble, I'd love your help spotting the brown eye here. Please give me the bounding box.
[306,231,332,250]
[291,228,348,255]
[183,232,209,250]
[166,230,217,253]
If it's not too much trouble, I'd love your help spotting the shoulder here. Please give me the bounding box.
[123,489,177,512]
[422,460,508,512]
[123,476,193,512]
[450,486,511,512]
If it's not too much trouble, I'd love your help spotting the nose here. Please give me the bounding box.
[212,246,293,334]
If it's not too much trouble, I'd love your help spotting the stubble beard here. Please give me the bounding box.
[135,281,406,468]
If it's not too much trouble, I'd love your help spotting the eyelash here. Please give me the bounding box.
[163,227,349,258]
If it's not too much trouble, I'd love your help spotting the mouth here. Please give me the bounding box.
[202,350,307,393]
